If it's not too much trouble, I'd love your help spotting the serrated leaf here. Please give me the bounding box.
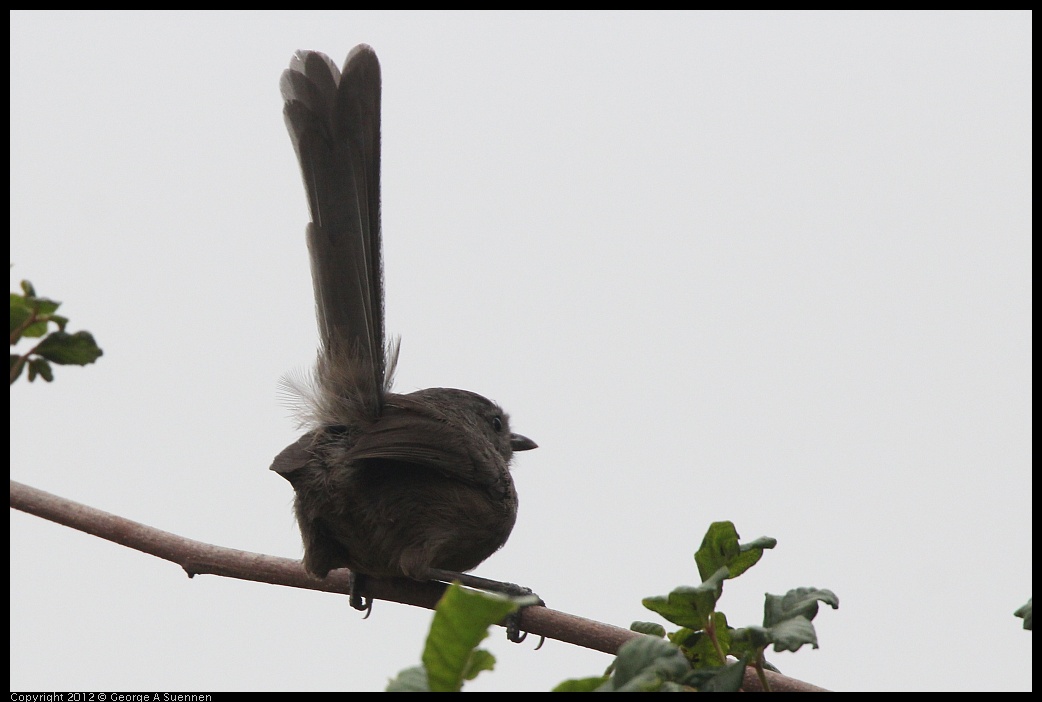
[694,521,775,582]
[421,583,518,692]
[642,567,728,629]
[385,665,429,691]
[34,331,103,365]
[630,621,666,637]
[606,636,691,691]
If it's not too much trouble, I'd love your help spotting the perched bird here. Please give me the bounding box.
[271,46,537,612]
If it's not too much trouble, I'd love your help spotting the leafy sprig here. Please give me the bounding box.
[10,279,102,384]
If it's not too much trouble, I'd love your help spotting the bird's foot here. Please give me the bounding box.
[427,568,545,645]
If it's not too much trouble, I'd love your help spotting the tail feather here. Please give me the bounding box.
[281,45,388,417]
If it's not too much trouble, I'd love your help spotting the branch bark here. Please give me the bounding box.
[10,479,826,692]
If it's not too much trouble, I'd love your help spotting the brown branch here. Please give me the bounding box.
[10,479,827,692]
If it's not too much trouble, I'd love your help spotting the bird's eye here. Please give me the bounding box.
[492,416,503,432]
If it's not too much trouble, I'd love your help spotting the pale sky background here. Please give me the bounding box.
[10,11,1031,692]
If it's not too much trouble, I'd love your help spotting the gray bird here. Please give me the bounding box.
[271,46,537,611]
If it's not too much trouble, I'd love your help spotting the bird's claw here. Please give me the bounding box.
[504,604,545,648]
[350,573,372,618]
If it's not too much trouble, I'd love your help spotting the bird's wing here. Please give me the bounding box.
[345,400,502,490]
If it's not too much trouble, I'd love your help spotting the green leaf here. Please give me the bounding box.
[665,626,699,649]
[21,320,50,338]
[681,611,731,666]
[766,615,818,653]
[28,357,54,382]
[461,649,496,682]
[729,625,772,658]
[9,293,51,339]
[1014,598,1031,630]
[763,587,839,628]
[601,636,692,691]
[630,621,666,637]
[31,298,61,317]
[421,583,519,692]
[694,521,776,582]
[552,676,610,692]
[685,655,749,692]
[743,587,840,654]
[642,566,729,629]
[11,282,64,339]
[34,331,103,366]
[10,355,25,383]
[10,294,31,336]
[385,665,429,692]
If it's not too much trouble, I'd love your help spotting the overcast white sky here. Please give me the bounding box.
[10,11,1031,692]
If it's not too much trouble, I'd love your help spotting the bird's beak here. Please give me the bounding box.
[510,433,538,451]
